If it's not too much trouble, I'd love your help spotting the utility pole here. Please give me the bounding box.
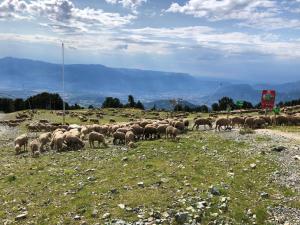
[62,42,66,124]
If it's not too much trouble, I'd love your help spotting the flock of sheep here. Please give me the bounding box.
[12,110,300,157]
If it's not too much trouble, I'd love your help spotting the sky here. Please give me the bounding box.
[0,0,300,83]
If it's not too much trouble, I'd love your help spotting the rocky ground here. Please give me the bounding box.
[0,112,299,225]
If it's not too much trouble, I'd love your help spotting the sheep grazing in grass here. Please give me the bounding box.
[125,131,135,145]
[130,124,144,140]
[192,118,212,130]
[253,117,267,129]
[88,132,107,148]
[273,115,289,126]
[29,139,40,156]
[166,125,179,140]
[174,121,185,133]
[128,141,136,149]
[14,134,28,154]
[50,131,65,151]
[215,118,231,131]
[39,132,52,152]
[183,119,189,129]
[64,134,85,150]
[113,131,126,145]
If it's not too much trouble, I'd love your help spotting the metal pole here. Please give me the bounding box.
[62,42,66,124]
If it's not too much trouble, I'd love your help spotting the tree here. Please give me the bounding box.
[242,101,253,109]
[218,97,236,111]
[151,104,157,111]
[14,98,25,111]
[88,105,94,109]
[211,103,219,111]
[136,100,144,110]
[174,104,183,111]
[127,95,136,108]
[102,97,123,108]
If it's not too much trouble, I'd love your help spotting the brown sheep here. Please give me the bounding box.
[113,131,126,145]
[174,121,185,133]
[29,139,40,156]
[125,131,135,145]
[143,124,157,140]
[253,118,266,129]
[244,117,255,129]
[230,117,245,128]
[192,118,212,130]
[183,119,189,128]
[14,134,28,154]
[88,132,107,148]
[273,115,289,126]
[130,124,144,140]
[215,118,231,131]
[166,126,179,141]
[64,134,85,150]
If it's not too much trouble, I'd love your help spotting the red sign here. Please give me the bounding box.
[261,90,276,109]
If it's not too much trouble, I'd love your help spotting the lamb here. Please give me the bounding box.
[14,134,29,154]
[38,132,52,152]
[29,139,40,156]
[125,131,135,145]
[88,132,107,148]
[215,118,231,131]
[113,131,126,145]
[166,126,179,141]
[192,118,212,130]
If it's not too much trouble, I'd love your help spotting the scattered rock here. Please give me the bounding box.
[15,212,28,221]
[272,146,287,152]
[102,212,111,219]
[137,182,144,188]
[250,163,257,169]
[260,192,269,198]
[175,212,188,224]
[210,186,221,196]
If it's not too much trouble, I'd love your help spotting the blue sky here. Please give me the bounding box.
[0,0,300,83]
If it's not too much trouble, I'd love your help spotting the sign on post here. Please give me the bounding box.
[261,90,276,109]
[236,100,244,108]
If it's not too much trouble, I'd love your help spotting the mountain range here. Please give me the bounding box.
[0,57,299,107]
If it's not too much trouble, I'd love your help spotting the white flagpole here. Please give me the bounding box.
[62,42,66,124]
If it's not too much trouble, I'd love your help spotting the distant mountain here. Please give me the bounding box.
[0,57,299,107]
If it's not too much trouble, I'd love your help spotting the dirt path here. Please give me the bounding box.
[256,129,300,142]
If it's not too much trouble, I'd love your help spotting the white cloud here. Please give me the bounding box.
[105,0,147,13]
[166,0,300,30]
[0,0,136,32]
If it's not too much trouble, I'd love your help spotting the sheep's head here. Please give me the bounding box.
[15,145,21,154]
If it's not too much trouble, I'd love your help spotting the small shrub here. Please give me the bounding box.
[239,128,255,135]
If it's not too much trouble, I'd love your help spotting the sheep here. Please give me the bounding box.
[156,124,169,138]
[215,118,231,131]
[259,116,272,126]
[166,126,179,141]
[174,121,185,133]
[273,115,289,126]
[128,141,136,149]
[29,139,40,156]
[183,119,189,129]
[14,134,28,154]
[230,117,245,128]
[192,118,212,130]
[50,131,65,151]
[130,124,144,140]
[244,117,255,129]
[113,131,126,145]
[288,116,300,126]
[143,124,157,140]
[253,118,267,129]
[38,132,52,152]
[125,131,135,145]
[89,118,99,124]
[64,134,85,150]
[88,132,107,148]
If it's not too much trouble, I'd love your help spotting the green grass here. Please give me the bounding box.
[0,129,294,225]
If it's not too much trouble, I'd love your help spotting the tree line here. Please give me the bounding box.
[0,92,82,113]
[102,95,144,109]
